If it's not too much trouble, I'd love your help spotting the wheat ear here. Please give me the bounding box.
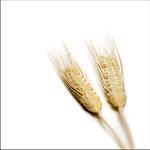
[86,38,135,148]
[49,44,125,148]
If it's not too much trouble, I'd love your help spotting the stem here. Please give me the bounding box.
[118,107,135,148]
[98,114,126,149]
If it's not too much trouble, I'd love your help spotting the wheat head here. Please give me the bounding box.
[87,39,126,108]
[51,46,102,114]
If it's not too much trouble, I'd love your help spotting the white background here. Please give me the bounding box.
[1,1,150,149]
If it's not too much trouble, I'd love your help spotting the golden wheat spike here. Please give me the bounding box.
[86,39,126,108]
[62,66,102,114]
[52,45,102,114]
[98,56,126,108]
[86,36,134,148]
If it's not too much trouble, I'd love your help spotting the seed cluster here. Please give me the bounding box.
[98,56,126,108]
[62,66,102,114]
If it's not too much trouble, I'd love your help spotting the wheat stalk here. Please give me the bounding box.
[86,37,135,148]
[49,43,126,148]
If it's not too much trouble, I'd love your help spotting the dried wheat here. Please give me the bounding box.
[86,40,126,108]
[54,51,102,114]
[86,37,134,148]
[49,44,125,148]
